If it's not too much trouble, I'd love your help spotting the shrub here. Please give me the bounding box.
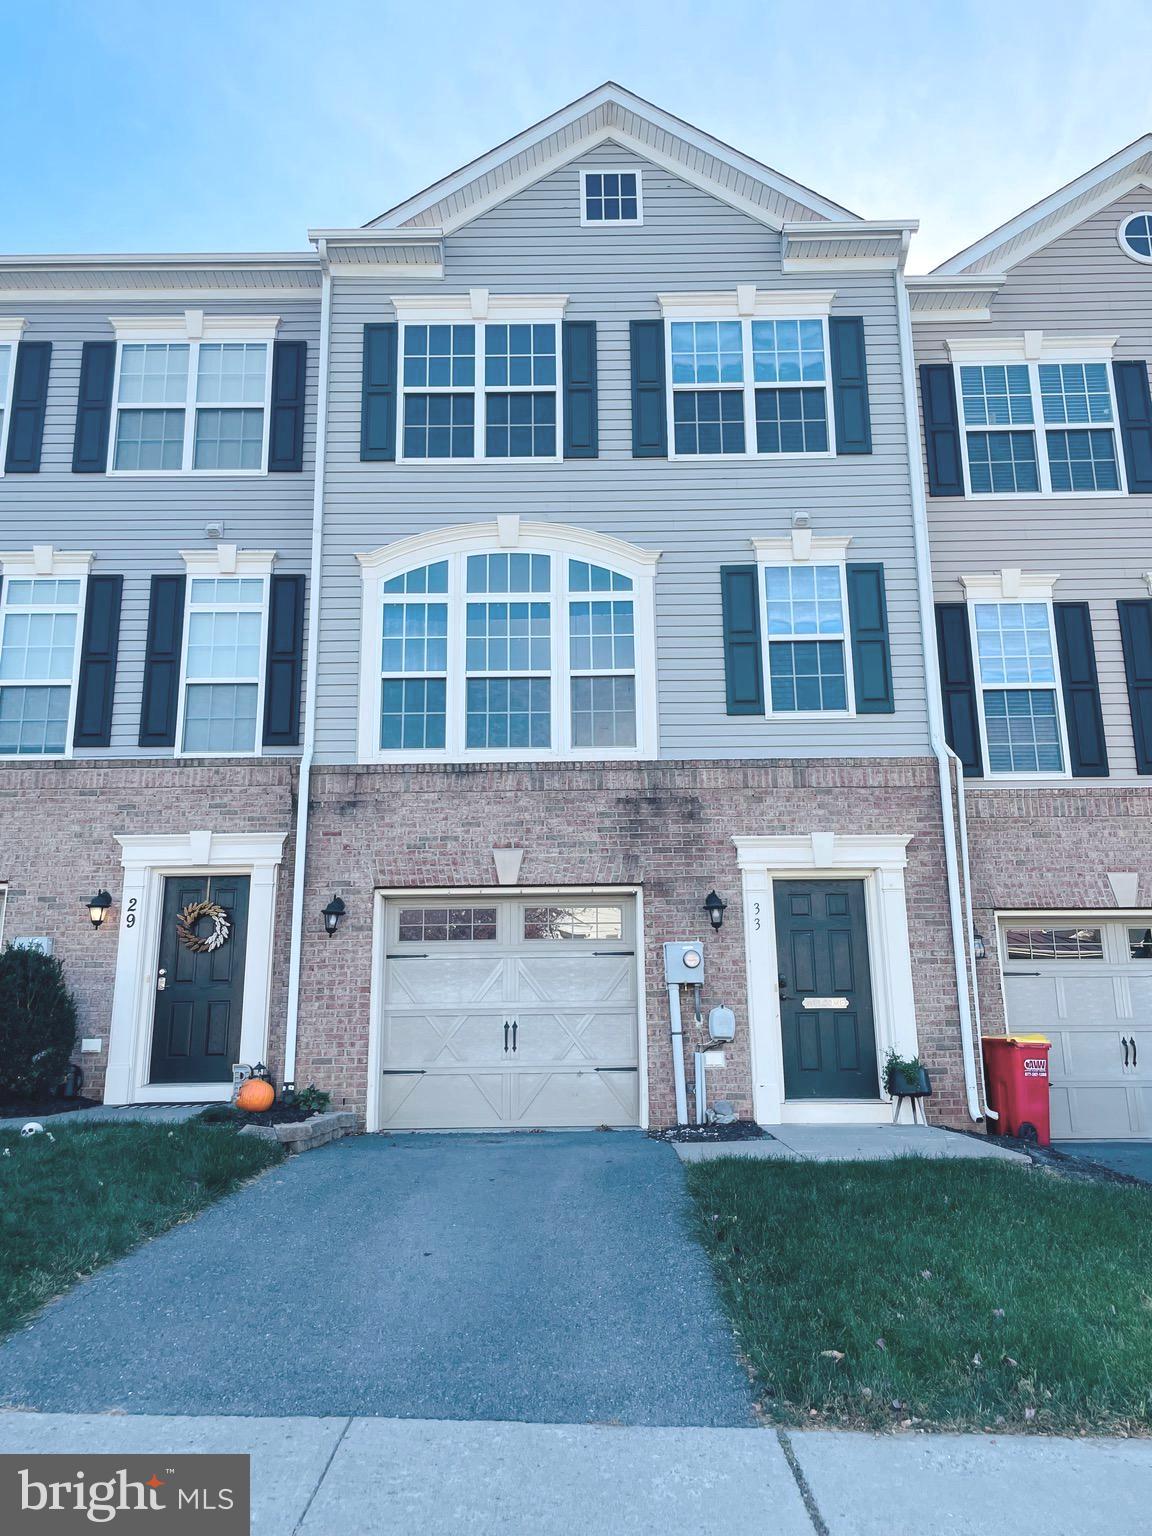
[0,945,78,1101]
[284,1083,331,1116]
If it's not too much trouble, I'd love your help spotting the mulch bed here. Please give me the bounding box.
[0,1096,100,1120]
[201,1104,317,1127]
[649,1120,769,1144]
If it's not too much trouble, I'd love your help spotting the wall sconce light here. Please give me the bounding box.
[86,891,113,930]
[704,890,727,931]
[973,930,987,961]
[322,896,346,936]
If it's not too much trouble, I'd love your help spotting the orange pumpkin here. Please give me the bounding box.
[236,1077,275,1113]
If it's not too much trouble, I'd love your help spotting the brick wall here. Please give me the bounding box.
[963,783,1152,1036]
[0,760,297,1102]
[295,757,973,1127]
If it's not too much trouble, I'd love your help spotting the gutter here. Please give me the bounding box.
[282,241,332,1085]
[894,268,989,1122]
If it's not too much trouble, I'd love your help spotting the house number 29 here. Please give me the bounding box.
[125,897,137,929]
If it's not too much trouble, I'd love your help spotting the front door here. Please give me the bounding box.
[774,879,879,1100]
[149,875,249,1084]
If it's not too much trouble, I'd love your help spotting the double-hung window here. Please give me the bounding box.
[0,555,88,757]
[964,579,1067,776]
[0,321,22,471]
[667,311,830,458]
[395,298,564,462]
[755,537,853,715]
[359,529,656,760]
[177,558,270,755]
[110,316,276,474]
[954,353,1125,496]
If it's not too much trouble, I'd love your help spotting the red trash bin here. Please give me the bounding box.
[981,1035,1052,1145]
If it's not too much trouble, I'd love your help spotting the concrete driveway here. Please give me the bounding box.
[1054,1140,1152,1182]
[0,1131,754,1427]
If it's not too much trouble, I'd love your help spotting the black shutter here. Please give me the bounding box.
[1118,599,1152,774]
[72,341,116,473]
[263,574,306,747]
[829,316,872,454]
[846,563,894,712]
[720,565,764,715]
[361,323,397,461]
[5,341,52,473]
[268,339,307,472]
[1053,602,1108,777]
[73,575,123,748]
[138,575,186,748]
[562,321,598,458]
[629,319,667,457]
[1113,361,1152,493]
[919,363,964,497]
[935,603,983,775]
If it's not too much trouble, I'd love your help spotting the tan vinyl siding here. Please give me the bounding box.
[318,146,930,763]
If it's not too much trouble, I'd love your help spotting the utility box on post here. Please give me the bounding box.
[663,941,704,984]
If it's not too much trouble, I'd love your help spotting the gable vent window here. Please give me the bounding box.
[1119,212,1152,264]
[582,170,641,225]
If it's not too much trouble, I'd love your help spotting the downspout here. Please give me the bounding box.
[283,241,332,1085]
[894,267,987,1121]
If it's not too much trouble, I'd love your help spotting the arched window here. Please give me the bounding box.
[357,523,658,761]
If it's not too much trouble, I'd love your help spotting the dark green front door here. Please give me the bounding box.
[149,875,249,1084]
[774,879,879,1100]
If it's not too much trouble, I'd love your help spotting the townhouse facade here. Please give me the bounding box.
[0,83,1049,1136]
[910,135,1152,1141]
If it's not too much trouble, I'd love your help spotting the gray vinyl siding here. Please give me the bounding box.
[0,296,319,757]
[316,146,931,763]
[916,190,1152,780]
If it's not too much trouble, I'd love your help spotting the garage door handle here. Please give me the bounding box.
[1123,1037,1130,1068]
[1131,1036,1138,1067]
[504,1022,510,1054]
[511,1021,518,1052]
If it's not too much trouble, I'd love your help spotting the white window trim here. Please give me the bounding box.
[0,318,25,477]
[355,518,659,764]
[173,546,275,760]
[1117,212,1152,265]
[960,569,1071,782]
[391,291,567,465]
[946,335,1127,499]
[734,832,918,1126]
[659,289,836,462]
[0,545,92,761]
[752,533,856,719]
[107,311,279,477]
[579,166,644,227]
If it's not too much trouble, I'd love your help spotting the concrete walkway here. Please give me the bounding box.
[0,1102,207,1125]
[0,1131,753,1426]
[674,1123,1030,1163]
[0,1413,1147,1535]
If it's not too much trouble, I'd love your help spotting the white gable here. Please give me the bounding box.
[368,82,857,236]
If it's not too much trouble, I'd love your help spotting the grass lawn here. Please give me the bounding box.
[0,1121,284,1338]
[687,1156,1152,1433]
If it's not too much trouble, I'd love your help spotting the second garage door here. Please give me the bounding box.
[378,894,640,1130]
[1000,919,1152,1139]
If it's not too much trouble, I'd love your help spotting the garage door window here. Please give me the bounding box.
[523,904,624,940]
[1128,928,1152,960]
[1004,926,1103,961]
[396,906,498,942]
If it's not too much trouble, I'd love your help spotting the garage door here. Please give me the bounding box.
[1000,920,1152,1139]
[378,895,640,1130]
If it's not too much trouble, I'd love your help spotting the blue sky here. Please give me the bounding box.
[3,0,1150,271]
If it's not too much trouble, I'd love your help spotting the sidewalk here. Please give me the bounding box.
[1,1413,1148,1535]
[672,1124,1029,1163]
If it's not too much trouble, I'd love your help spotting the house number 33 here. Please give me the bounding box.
[753,901,761,931]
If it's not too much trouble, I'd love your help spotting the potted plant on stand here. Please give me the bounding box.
[884,1049,932,1123]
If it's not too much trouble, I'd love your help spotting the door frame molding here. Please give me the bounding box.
[104,830,286,1104]
[366,884,648,1133]
[734,833,918,1125]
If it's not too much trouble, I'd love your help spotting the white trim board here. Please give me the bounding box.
[733,833,918,1126]
[103,830,286,1105]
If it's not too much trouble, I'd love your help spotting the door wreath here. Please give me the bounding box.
[176,900,231,954]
